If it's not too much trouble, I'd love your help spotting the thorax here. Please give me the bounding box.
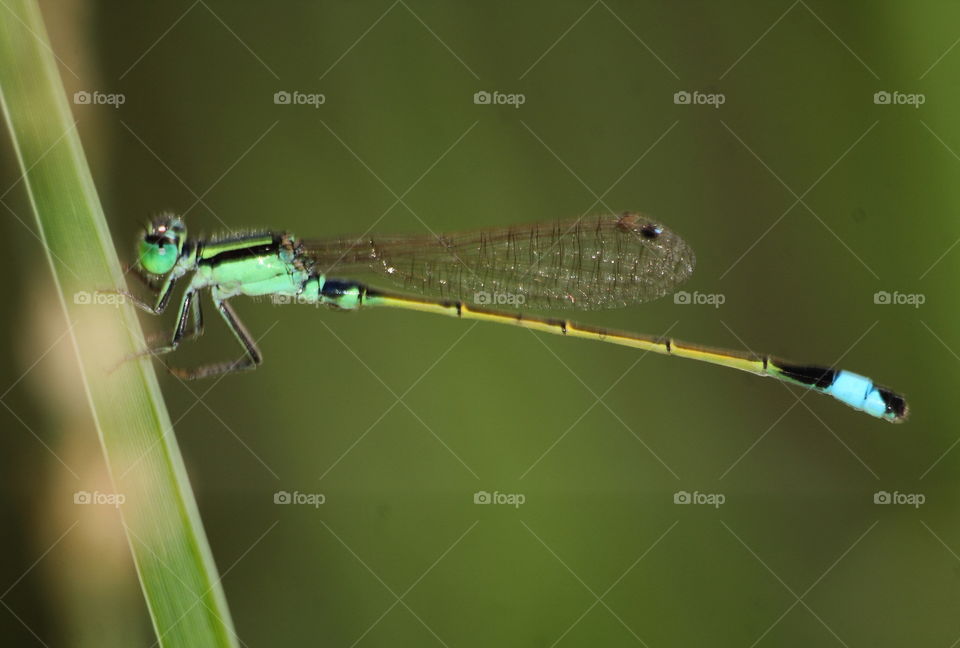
[190,233,309,296]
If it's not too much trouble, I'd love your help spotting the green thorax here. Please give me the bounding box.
[192,232,313,298]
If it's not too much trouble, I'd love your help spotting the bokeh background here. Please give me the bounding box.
[2,1,958,646]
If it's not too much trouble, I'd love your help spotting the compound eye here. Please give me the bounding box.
[138,235,179,275]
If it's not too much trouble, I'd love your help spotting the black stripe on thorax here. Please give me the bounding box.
[198,236,281,267]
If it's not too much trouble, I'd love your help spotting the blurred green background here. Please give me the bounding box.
[2,1,958,646]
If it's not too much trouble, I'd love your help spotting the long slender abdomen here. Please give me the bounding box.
[341,285,910,422]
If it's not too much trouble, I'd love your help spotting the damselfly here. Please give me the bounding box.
[108,211,908,422]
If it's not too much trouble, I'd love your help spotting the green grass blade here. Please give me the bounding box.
[0,2,238,646]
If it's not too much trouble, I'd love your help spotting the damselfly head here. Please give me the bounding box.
[137,213,186,275]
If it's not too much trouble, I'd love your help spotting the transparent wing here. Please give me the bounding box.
[301,212,696,310]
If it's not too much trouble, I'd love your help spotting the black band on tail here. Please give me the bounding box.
[774,362,838,389]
